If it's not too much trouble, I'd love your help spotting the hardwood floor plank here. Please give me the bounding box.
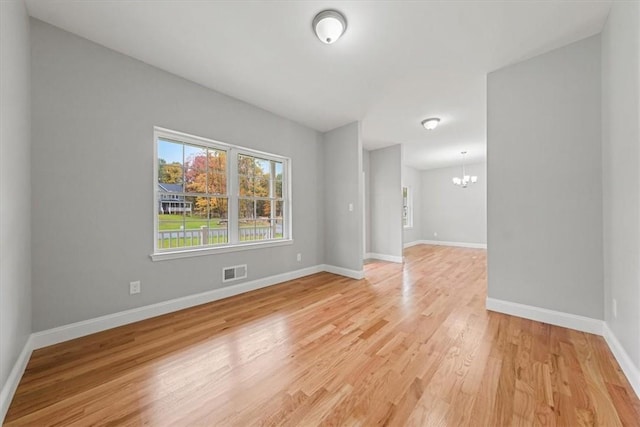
[4,245,639,426]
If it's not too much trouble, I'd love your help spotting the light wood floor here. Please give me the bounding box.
[5,245,640,426]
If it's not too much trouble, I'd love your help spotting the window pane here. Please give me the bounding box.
[274,161,283,178]
[157,212,184,249]
[273,217,283,239]
[158,189,188,214]
[207,197,229,245]
[255,199,271,218]
[255,158,270,175]
[239,197,254,241]
[181,195,201,247]
[208,172,227,195]
[275,200,284,238]
[239,176,253,197]
[158,139,184,185]
[184,145,207,194]
[275,179,283,198]
[207,149,226,173]
[238,199,255,220]
[254,176,270,197]
[172,197,229,247]
[275,200,284,218]
[207,197,228,244]
[238,154,255,177]
[206,149,227,195]
[239,219,274,242]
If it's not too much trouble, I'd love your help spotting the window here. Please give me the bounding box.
[238,154,285,242]
[402,186,413,228]
[153,128,290,259]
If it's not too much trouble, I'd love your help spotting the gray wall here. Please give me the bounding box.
[0,0,32,398]
[322,122,364,272]
[420,163,486,245]
[30,19,324,331]
[402,165,422,245]
[487,35,603,319]
[602,1,640,369]
[369,145,403,258]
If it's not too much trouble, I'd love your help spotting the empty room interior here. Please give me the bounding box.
[1,0,640,425]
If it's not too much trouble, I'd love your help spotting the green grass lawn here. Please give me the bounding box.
[158,214,272,230]
[158,214,226,230]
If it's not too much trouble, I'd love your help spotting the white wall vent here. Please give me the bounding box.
[222,264,247,283]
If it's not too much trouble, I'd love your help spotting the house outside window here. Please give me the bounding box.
[153,127,291,259]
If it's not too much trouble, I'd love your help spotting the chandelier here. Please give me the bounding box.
[452,151,478,188]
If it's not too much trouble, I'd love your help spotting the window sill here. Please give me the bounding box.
[403,226,413,230]
[150,239,294,261]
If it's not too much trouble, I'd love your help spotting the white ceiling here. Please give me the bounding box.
[25,0,611,170]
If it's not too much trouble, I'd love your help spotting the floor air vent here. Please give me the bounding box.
[222,264,247,283]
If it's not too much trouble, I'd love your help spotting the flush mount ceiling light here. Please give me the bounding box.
[312,10,347,44]
[452,151,478,188]
[421,117,440,130]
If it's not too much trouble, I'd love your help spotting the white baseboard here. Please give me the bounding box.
[7,267,634,421]
[603,323,640,399]
[486,297,603,335]
[322,264,364,280]
[365,253,403,263]
[419,240,487,249]
[30,265,323,350]
[486,297,639,399]
[403,241,422,248]
[2,263,368,422]
[1,335,34,422]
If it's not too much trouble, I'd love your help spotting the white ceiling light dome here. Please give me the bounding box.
[312,10,347,44]
[421,118,441,130]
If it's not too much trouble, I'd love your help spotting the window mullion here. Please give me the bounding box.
[270,161,276,239]
[228,149,239,244]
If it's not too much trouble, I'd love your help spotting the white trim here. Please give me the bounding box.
[405,239,487,249]
[603,323,640,399]
[322,264,364,280]
[30,265,322,350]
[365,253,403,263]
[403,240,423,248]
[1,335,34,422]
[150,239,294,261]
[486,297,603,335]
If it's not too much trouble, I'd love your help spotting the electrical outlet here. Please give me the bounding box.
[130,281,141,295]
[348,203,354,212]
[434,232,438,237]
[613,298,617,318]
[296,253,302,262]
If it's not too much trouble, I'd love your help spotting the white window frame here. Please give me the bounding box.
[151,127,292,261]
[403,186,413,229]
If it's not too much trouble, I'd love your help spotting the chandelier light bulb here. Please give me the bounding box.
[452,151,478,188]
